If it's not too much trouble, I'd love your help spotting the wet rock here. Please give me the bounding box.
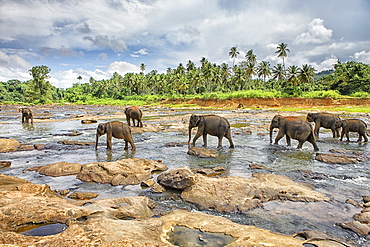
[0,138,20,152]
[141,179,156,188]
[364,196,370,203]
[187,146,217,158]
[192,167,228,177]
[346,199,363,208]
[17,143,35,151]
[249,163,269,169]
[28,162,82,177]
[56,189,70,196]
[68,192,99,200]
[294,230,353,246]
[315,152,368,164]
[165,142,188,147]
[34,143,46,150]
[151,183,166,193]
[57,140,95,146]
[157,167,197,190]
[337,221,370,236]
[298,169,327,180]
[0,161,11,169]
[81,119,97,124]
[181,173,329,213]
[77,158,168,186]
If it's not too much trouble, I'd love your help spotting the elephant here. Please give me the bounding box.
[125,106,143,127]
[18,108,34,124]
[334,119,368,142]
[306,112,341,138]
[188,114,234,149]
[269,115,319,151]
[95,121,136,150]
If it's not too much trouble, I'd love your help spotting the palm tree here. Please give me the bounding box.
[229,46,239,67]
[272,64,286,81]
[140,63,146,74]
[245,49,257,65]
[257,61,271,82]
[287,65,299,86]
[186,60,196,73]
[77,75,82,83]
[298,64,316,91]
[275,43,290,69]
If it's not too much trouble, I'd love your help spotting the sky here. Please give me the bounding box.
[1,0,370,89]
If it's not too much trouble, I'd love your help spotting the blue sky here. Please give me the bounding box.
[1,0,369,89]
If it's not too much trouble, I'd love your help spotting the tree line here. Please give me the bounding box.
[1,44,369,104]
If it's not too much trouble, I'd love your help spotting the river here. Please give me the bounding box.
[0,104,369,246]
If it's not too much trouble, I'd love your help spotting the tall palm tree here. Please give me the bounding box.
[275,43,290,69]
[272,64,286,81]
[298,64,316,91]
[229,46,239,67]
[257,61,271,82]
[245,49,257,65]
[140,63,146,74]
[287,65,299,86]
[186,60,196,73]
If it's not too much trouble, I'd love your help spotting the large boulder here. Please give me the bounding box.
[315,149,370,164]
[187,146,217,158]
[0,138,20,152]
[181,173,330,213]
[29,162,82,177]
[77,158,168,186]
[157,167,197,190]
[0,174,347,247]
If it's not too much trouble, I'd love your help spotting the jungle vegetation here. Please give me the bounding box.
[1,45,369,105]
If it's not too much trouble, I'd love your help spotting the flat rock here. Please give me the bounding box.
[157,167,197,190]
[29,162,82,177]
[77,158,168,186]
[0,161,11,169]
[68,192,99,200]
[187,146,217,158]
[181,172,329,213]
[0,138,20,152]
[57,140,95,146]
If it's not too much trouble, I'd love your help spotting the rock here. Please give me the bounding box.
[192,167,228,177]
[151,183,166,193]
[0,161,11,169]
[337,221,370,236]
[346,199,363,208]
[141,179,156,188]
[34,143,46,150]
[77,158,168,186]
[28,162,82,177]
[315,153,365,164]
[17,143,35,151]
[81,119,97,124]
[165,142,188,147]
[364,196,370,203]
[187,146,217,158]
[157,167,197,190]
[0,174,342,246]
[294,230,353,246]
[0,138,20,152]
[57,140,95,146]
[68,192,99,200]
[181,173,329,213]
[249,163,269,169]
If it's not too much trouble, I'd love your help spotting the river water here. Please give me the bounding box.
[0,104,369,246]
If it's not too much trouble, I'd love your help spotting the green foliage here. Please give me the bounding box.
[301,90,342,98]
[350,91,370,98]
[26,65,54,103]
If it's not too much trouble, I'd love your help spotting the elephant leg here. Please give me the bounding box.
[139,120,143,127]
[363,132,368,142]
[107,133,113,150]
[314,126,320,137]
[192,130,203,146]
[124,140,129,150]
[285,135,291,146]
[307,136,319,151]
[274,131,285,144]
[202,133,207,147]
[217,136,223,149]
[225,131,234,148]
[296,140,304,149]
[345,132,350,142]
[331,128,337,138]
[357,132,363,142]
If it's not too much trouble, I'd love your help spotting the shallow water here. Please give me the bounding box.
[0,105,369,246]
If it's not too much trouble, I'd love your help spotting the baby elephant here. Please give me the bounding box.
[335,119,368,142]
[95,121,136,150]
[19,108,34,124]
[125,106,143,127]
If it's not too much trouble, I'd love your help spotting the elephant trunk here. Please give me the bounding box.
[95,133,100,150]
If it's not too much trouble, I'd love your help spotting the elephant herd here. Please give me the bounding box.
[270,112,368,151]
[19,106,368,152]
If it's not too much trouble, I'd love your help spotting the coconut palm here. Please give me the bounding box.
[275,43,290,69]
[299,64,316,91]
[229,46,239,67]
[140,63,146,74]
[287,65,299,86]
[272,64,286,81]
[257,61,271,82]
[245,49,257,65]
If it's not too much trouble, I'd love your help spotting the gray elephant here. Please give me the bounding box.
[188,114,234,149]
[270,115,319,151]
[19,108,34,124]
[306,112,341,138]
[125,106,143,127]
[95,121,136,150]
[334,119,368,142]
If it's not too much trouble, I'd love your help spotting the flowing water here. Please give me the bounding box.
[0,105,369,246]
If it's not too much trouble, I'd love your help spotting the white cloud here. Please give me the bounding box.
[106,61,140,76]
[293,18,333,45]
[351,51,370,64]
